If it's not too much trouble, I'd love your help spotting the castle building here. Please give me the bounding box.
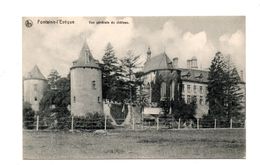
[142,48,209,117]
[142,48,245,118]
[70,41,103,116]
[23,65,48,111]
[179,57,209,118]
[142,48,182,106]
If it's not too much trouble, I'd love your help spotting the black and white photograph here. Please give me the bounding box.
[22,16,246,159]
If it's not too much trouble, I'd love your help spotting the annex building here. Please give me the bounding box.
[141,47,245,118]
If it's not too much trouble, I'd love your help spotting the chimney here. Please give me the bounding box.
[172,57,178,68]
[191,56,198,69]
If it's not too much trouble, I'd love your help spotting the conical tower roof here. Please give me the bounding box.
[25,65,46,80]
[71,41,100,69]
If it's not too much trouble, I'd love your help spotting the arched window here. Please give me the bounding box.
[160,82,167,100]
[170,81,175,99]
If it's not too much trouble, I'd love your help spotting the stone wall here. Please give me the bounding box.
[70,67,103,116]
[23,79,47,111]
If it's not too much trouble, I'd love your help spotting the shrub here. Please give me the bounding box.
[23,102,35,129]
[74,112,114,130]
[38,107,71,130]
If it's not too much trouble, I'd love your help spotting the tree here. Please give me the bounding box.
[134,71,146,106]
[39,75,71,129]
[101,43,123,102]
[23,102,35,129]
[170,98,196,122]
[206,52,244,123]
[120,50,141,103]
[47,69,61,89]
[40,77,70,111]
[224,60,244,121]
[207,52,227,119]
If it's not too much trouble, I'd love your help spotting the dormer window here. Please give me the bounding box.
[187,72,191,77]
[195,73,203,79]
[182,72,191,78]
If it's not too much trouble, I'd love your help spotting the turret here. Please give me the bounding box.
[70,41,103,116]
[23,65,47,111]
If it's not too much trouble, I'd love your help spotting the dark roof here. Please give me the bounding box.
[71,41,100,69]
[179,68,209,83]
[24,65,46,80]
[143,52,173,74]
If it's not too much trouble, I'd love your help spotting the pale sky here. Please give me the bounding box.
[23,16,245,78]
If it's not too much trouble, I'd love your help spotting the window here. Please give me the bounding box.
[182,94,185,100]
[193,96,197,104]
[187,85,191,93]
[34,97,37,101]
[34,84,38,91]
[98,96,100,103]
[200,86,203,94]
[199,96,203,105]
[160,82,167,99]
[170,81,175,99]
[194,85,197,94]
[73,96,76,103]
[85,51,90,63]
[92,81,96,89]
[187,95,191,104]
[182,84,185,93]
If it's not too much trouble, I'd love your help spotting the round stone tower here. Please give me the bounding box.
[70,41,103,116]
[23,65,47,111]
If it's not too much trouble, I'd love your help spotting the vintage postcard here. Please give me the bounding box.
[22,16,245,159]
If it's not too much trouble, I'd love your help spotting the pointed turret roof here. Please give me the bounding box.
[71,41,100,69]
[143,52,174,74]
[25,65,46,80]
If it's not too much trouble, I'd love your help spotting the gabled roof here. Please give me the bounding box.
[179,68,209,83]
[143,52,173,74]
[71,41,100,69]
[25,65,46,80]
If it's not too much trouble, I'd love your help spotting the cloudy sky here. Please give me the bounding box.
[23,16,245,77]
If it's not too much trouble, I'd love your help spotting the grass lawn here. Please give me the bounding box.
[23,129,245,159]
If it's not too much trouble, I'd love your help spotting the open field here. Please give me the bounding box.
[23,129,245,159]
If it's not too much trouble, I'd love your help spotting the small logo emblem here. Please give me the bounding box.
[25,19,33,28]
